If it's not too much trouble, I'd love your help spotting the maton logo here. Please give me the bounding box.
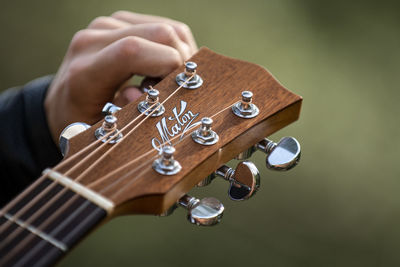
[151,100,200,150]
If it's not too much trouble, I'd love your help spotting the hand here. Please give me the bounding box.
[44,11,198,144]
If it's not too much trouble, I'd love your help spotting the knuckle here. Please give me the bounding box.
[111,10,129,19]
[67,60,85,79]
[175,22,192,36]
[168,49,182,70]
[153,23,176,44]
[64,60,87,91]
[70,29,93,52]
[116,36,141,58]
[88,16,109,28]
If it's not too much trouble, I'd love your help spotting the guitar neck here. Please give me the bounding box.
[0,177,107,267]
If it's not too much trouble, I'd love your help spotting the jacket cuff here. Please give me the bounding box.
[22,75,63,171]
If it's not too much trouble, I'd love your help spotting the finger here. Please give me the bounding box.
[77,36,182,101]
[139,77,162,92]
[112,11,198,54]
[108,23,191,60]
[113,86,143,106]
[88,16,132,30]
[75,23,191,61]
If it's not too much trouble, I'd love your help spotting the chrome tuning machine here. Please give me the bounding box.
[191,117,219,146]
[199,161,260,201]
[138,87,165,117]
[179,195,224,226]
[232,91,259,118]
[59,122,91,157]
[152,146,182,175]
[160,194,224,226]
[176,61,203,89]
[102,102,121,116]
[94,115,123,143]
[237,137,301,171]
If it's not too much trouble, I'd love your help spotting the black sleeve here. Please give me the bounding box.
[0,76,63,207]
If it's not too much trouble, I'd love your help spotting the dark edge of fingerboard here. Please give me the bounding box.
[0,178,107,267]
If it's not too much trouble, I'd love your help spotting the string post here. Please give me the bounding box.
[138,87,165,117]
[95,115,123,143]
[232,91,260,119]
[191,117,219,146]
[184,61,197,77]
[176,61,203,89]
[152,146,182,175]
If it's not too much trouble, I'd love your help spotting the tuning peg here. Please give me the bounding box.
[232,91,259,119]
[152,146,182,175]
[138,87,165,117]
[257,137,301,170]
[198,161,260,201]
[178,195,224,226]
[59,122,91,157]
[176,61,203,89]
[235,137,301,170]
[94,115,123,143]
[102,102,121,116]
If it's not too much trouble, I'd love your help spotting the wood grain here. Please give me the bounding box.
[58,47,302,216]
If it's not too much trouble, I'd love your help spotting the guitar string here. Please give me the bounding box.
[0,116,118,219]
[2,100,236,258]
[0,102,158,244]
[0,105,157,253]
[41,100,236,245]
[90,101,236,196]
[0,102,152,224]
[103,102,236,199]
[1,100,234,266]
[0,74,195,256]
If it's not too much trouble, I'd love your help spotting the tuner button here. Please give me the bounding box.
[179,195,224,226]
[176,61,203,89]
[258,137,301,171]
[228,161,260,201]
[59,122,91,157]
[213,162,260,201]
[102,102,121,116]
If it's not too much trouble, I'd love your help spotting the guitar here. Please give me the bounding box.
[0,47,302,267]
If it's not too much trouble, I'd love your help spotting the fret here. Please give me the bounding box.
[2,213,67,251]
[0,177,107,267]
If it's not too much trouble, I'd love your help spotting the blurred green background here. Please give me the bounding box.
[1,0,400,266]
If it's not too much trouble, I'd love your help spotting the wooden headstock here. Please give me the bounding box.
[56,47,302,217]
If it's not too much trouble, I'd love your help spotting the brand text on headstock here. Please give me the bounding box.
[151,100,200,150]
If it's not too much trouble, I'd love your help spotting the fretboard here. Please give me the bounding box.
[0,177,107,267]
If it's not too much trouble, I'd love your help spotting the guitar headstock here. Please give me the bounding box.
[54,47,302,223]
